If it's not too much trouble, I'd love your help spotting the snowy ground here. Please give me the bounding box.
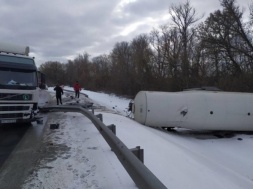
[22,87,253,189]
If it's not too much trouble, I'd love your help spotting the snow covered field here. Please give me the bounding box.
[22,87,253,189]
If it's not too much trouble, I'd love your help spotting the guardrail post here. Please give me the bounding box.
[107,124,117,151]
[130,146,144,163]
[96,114,103,122]
[107,124,116,135]
[91,107,94,114]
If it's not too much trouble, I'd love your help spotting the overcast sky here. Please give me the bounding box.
[0,0,251,67]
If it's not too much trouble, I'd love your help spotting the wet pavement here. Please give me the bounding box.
[0,115,48,189]
[0,123,31,167]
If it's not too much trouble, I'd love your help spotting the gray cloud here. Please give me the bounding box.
[123,0,170,16]
[0,0,251,67]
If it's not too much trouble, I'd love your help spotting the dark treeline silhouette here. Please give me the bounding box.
[39,0,253,98]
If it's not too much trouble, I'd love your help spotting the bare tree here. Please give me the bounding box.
[39,61,65,86]
[199,0,253,74]
[65,60,76,86]
[91,55,111,91]
[72,53,90,88]
[110,41,131,94]
[196,0,253,91]
[130,34,154,94]
[150,26,183,90]
[169,0,201,88]
[149,28,169,80]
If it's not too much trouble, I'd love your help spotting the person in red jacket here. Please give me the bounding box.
[73,81,81,98]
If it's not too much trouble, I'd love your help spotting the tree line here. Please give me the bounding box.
[39,0,253,98]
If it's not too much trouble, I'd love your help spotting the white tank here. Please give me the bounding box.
[133,91,253,131]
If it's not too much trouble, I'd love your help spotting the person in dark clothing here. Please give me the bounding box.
[54,84,63,105]
[73,81,81,98]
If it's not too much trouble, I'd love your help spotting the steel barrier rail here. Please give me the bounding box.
[41,105,167,189]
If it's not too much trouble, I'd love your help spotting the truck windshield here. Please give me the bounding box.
[0,68,37,89]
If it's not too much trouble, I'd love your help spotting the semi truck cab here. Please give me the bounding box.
[0,43,40,125]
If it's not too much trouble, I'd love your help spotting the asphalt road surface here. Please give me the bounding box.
[0,124,30,167]
[0,115,48,189]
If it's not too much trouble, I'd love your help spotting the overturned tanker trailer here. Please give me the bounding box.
[133,90,253,131]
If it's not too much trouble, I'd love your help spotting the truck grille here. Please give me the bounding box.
[0,93,33,101]
[0,113,24,119]
[0,106,30,111]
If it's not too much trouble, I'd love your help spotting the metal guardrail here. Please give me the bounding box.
[41,105,167,189]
